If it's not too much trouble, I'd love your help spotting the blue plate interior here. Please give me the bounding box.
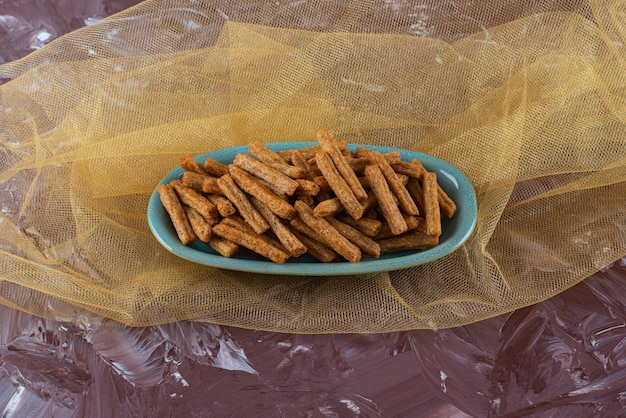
[147,142,477,276]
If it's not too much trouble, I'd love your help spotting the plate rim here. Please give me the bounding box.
[147,142,477,276]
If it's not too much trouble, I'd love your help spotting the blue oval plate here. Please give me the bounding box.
[147,142,477,276]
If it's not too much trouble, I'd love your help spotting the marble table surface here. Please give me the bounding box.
[1,1,625,417]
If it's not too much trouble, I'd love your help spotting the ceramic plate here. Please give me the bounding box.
[147,142,477,275]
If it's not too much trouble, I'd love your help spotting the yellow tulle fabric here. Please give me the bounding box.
[0,0,624,332]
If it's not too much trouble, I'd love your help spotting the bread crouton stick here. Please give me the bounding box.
[213,223,290,264]
[356,147,419,216]
[317,130,368,201]
[233,153,299,196]
[170,180,219,225]
[423,171,442,236]
[217,173,269,234]
[158,184,196,245]
[377,231,439,254]
[315,150,364,220]
[229,164,296,220]
[294,200,361,263]
[184,205,212,242]
[248,141,288,165]
[364,165,408,235]
[251,197,307,258]
[324,216,380,258]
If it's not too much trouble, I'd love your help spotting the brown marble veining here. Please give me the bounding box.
[1,1,625,417]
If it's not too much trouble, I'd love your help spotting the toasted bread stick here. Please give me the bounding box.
[364,165,407,235]
[217,173,269,234]
[315,150,363,220]
[213,223,290,264]
[294,200,361,263]
[158,184,195,245]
